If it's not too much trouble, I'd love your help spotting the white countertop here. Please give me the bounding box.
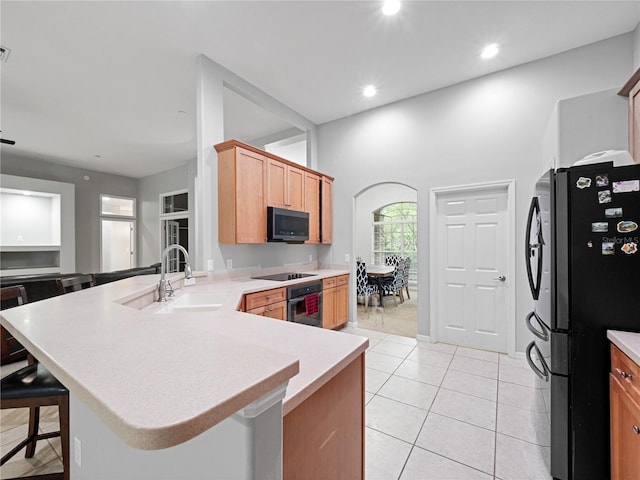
[608,330,640,365]
[0,268,367,450]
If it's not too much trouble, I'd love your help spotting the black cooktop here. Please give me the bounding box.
[251,272,317,282]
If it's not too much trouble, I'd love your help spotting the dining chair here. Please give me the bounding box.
[380,258,404,306]
[356,261,379,313]
[56,274,95,295]
[402,257,411,300]
[0,286,70,480]
[1,285,29,365]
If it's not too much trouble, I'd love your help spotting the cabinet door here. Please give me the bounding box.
[264,300,287,321]
[247,300,287,320]
[267,159,287,208]
[235,147,268,243]
[323,286,336,329]
[610,373,640,480]
[305,172,320,244]
[321,176,333,244]
[287,165,305,211]
[335,282,349,328]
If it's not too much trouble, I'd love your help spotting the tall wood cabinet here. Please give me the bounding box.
[217,144,268,244]
[610,344,640,480]
[305,172,320,244]
[215,140,334,244]
[321,176,333,244]
[618,68,640,163]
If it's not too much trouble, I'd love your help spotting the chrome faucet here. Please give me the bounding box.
[158,244,193,302]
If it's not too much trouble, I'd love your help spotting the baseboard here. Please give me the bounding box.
[416,334,431,343]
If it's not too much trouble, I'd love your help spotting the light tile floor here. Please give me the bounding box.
[341,325,553,480]
[1,329,553,480]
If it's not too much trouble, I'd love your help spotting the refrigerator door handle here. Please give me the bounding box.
[525,197,543,300]
[525,311,549,341]
[526,341,549,381]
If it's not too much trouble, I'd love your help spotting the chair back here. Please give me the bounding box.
[402,257,411,288]
[356,261,369,296]
[393,258,405,289]
[56,274,96,295]
[1,285,28,308]
[385,254,401,266]
[1,285,29,365]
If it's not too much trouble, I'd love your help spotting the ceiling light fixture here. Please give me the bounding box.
[363,85,377,97]
[382,0,401,16]
[481,43,499,59]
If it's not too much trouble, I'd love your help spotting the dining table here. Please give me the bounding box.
[366,265,395,307]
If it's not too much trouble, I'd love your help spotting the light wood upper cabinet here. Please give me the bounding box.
[267,160,305,211]
[217,144,267,244]
[305,172,320,244]
[618,68,640,163]
[216,139,334,244]
[321,176,333,244]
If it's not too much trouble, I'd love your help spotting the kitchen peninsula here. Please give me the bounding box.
[0,268,367,479]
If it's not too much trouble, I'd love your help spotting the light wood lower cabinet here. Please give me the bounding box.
[322,275,349,329]
[283,352,364,479]
[610,344,640,479]
[243,287,287,321]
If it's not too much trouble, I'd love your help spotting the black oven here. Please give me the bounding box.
[287,282,323,327]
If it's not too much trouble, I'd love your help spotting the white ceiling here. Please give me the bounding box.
[1,1,639,178]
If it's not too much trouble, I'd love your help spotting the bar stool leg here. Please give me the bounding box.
[25,405,40,458]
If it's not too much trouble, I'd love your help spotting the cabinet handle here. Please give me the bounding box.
[620,371,634,380]
[633,425,640,435]
[266,295,271,300]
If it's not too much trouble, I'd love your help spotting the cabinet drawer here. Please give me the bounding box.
[336,274,349,287]
[245,288,286,310]
[611,345,640,406]
[323,277,337,289]
[247,300,287,321]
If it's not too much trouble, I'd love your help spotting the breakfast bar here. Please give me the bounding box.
[0,269,368,479]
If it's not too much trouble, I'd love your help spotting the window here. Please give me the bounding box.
[100,195,136,272]
[372,202,417,284]
[159,190,189,273]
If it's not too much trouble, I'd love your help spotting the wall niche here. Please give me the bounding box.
[0,174,75,275]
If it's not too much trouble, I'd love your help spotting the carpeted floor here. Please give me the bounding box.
[356,288,417,338]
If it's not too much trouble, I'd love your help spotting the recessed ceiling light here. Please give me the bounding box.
[481,43,499,59]
[363,85,377,97]
[382,0,401,16]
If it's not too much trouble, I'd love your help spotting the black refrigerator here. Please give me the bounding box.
[525,161,640,480]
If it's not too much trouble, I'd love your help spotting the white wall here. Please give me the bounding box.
[1,154,136,273]
[194,55,320,273]
[0,174,75,273]
[138,160,196,268]
[633,21,640,70]
[355,183,417,265]
[316,33,635,352]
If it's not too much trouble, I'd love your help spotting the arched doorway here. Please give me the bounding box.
[354,183,418,338]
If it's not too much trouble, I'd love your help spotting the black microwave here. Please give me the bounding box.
[267,207,309,242]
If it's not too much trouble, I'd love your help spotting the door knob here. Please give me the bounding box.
[493,275,506,282]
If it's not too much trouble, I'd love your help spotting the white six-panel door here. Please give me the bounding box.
[434,186,510,352]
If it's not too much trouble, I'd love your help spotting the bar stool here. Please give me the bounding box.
[0,285,70,480]
[1,285,29,365]
[56,274,95,294]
